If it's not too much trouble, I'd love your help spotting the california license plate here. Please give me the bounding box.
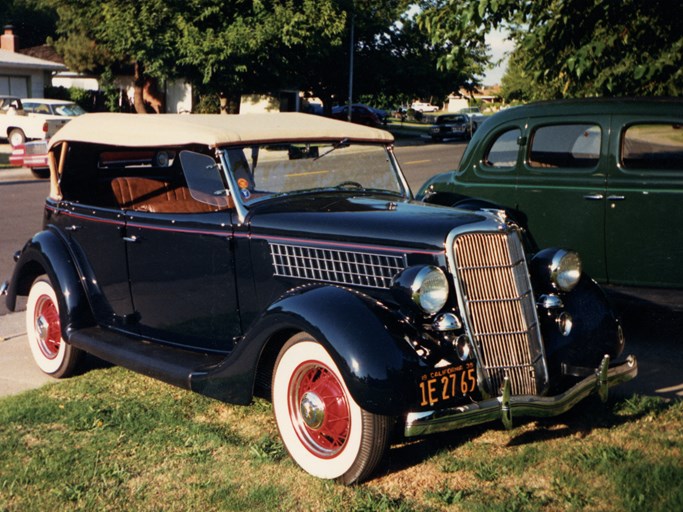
[418,361,477,408]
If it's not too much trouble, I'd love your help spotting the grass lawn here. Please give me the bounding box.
[1,367,681,511]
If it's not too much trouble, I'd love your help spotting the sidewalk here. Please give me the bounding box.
[0,311,52,396]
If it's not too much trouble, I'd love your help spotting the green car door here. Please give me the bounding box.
[514,119,610,282]
[605,118,683,288]
[453,122,522,210]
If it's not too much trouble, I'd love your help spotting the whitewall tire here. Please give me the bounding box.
[26,276,83,378]
[272,332,392,484]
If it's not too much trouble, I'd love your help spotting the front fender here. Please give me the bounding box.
[191,285,426,415]
[6,229,94,336]
[541,275,624,386]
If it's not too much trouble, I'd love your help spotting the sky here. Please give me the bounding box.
[482,28,513,86]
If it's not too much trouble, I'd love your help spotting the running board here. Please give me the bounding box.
[68,327,226,391]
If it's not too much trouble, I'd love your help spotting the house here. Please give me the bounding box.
[0,25,65,97]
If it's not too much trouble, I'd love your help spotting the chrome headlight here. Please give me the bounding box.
[391,265,449,316]
[550,249,582,292]
[531,248,582,292]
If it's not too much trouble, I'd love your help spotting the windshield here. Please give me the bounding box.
[221,142,407,204]
[54,104,87,116]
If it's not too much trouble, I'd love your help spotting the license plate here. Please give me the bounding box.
[418,361,477,408]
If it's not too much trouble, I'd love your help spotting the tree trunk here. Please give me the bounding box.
[133,62,147,114]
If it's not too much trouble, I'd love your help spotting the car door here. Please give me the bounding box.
[125,209,240,352]
[458,122,523,210]
[56,201,135,326]
[605,117,683,287]
[515,118,609,282]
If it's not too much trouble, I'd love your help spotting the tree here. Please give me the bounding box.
[44,0,182,113]
[418,0,683,98]
[355,13,485,109]
[18,0,488,113]
[0,0,56,49]
[499,45,533,103]
[175,0,349,112]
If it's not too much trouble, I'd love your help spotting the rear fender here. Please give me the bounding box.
[191,285,426,415]
[6,229,94,336]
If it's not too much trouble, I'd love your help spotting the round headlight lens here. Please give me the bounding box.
[551,250,582,292]
[412,266,449,315]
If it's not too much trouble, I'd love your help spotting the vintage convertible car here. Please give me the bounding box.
[1,113,636,484]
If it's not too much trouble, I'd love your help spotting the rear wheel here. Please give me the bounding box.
[8,128,26,147]
[272,332,392,484]
[26,276,84,378]
[30,167,50,179]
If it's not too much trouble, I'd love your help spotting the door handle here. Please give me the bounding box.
[122,235,139,243]
[583,194,604,201]
[64,225,82,231]
[607,195,625,201]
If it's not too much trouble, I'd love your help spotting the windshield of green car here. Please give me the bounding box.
[220,142,407,204]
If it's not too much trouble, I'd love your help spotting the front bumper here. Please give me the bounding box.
[405,354,637,437]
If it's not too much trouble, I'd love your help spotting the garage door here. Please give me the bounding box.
[0,75,29,97]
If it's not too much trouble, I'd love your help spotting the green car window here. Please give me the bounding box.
[529,124,601,169]
[484,128,520,168]
[621,123,683,170]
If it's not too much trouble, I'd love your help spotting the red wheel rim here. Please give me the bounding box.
[289,361,351,458]
[34,294,61,360]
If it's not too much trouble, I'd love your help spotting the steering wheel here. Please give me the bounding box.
[336,181,364,190]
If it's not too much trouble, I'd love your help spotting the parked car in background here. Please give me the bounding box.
[331,103,382,126]
[8,140,50,178]
[411,101,439,113]
[2,112,635,484]
[0,95,70,146]
[418,97,683,294]
[22,98,87,118]
[429,114,475,141]
[458,106,487,131]
[367,105,389,124]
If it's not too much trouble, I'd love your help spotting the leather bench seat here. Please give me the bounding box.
[110,177,232,213]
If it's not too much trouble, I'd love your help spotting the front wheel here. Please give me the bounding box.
[26,276,84,378]
[272,333,393,484]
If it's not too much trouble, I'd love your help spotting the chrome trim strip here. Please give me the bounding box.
[404,355,638,437]
[218,149,248,225]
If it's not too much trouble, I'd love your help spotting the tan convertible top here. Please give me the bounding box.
[48,112,394,150]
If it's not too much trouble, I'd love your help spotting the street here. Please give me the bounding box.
[1,140,681,400]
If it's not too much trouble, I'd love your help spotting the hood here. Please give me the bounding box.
[247,194,503,253]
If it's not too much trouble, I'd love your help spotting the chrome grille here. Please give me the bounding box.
[270,242,405,289]
[452,231,545,396]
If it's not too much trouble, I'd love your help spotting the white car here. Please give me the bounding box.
[22,99,87,118]
[0,96,72,146]
[411,101,439,113]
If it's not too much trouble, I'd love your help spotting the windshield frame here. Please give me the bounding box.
[217,141,411,225]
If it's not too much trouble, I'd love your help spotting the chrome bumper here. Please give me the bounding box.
[404,354,637,437]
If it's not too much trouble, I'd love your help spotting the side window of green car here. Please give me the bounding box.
[483,128,521,168]
[529,124,601,169]
[621,123,683,170]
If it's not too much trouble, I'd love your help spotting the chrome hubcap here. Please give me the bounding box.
[36,315,50,344]
[300,391,325,429]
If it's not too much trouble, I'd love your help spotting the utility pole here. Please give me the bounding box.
[347,13,354,122]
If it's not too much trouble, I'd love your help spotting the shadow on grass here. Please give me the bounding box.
[376,378,679,479]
